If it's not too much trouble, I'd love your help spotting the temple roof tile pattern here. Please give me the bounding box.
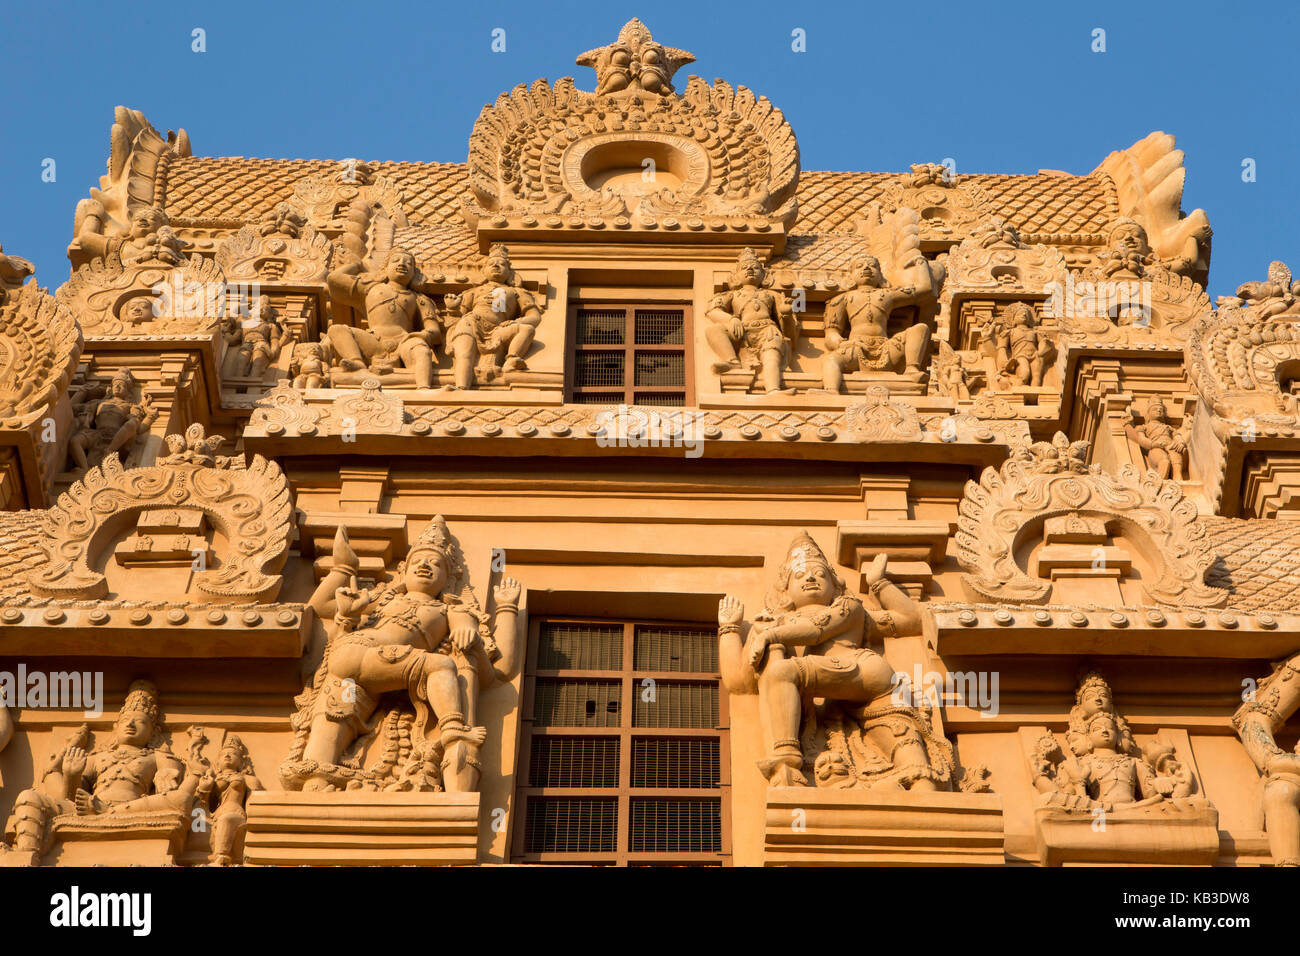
[161,156,1121,241]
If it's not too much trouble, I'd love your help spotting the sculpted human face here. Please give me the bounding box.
[1088,713,1119,752]
[789,560,837,608]
[114,708,154,747]
[1079,682,1111,717]
[218,745,242,772]
[404,549,449,597]
[124,298,154,323]
[854,259,883,289]
[110,378,130,399]
[131,209,162,238]
[386,253,415,286]
[485,256,512,284]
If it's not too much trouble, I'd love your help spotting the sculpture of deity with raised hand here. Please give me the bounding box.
[1234,651,1300,866]
[717,532,934,789]
[2,681,209,864]
[1125,398,1190,481]
[284,518,522,794]
[326,248,443,387]
[442,244,542,389]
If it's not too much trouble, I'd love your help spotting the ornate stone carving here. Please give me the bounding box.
[65,369,157,473]
[1,681,206,866]
[1234,650,1300,866]
[330,378,405,434]
[1029,671,1217,866]
[1187,263,1300,425]
[464,19,799,236]
[705,248,796,393]
[1125,398,1190,480]
[193,730,263,866]
[33,424,292,603]
[288,162,408,231]
[249,381,324,437]
[68,108,191,268]
[214,204,332,284]
[281,522,523,794]
[220,296,290,379]
[843,385,923,441]
[325,249,442,387]
[819,256,933,390]
[955,433,1226,606]
[980,302,1054,389]
[57,239,230,337]
[0,255,82,430]
[718,532,952,790]
[442,244,542,388]
[1092,131,1212,286]
[876,163,994,242]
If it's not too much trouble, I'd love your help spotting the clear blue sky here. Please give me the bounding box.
[1,0,1295,299]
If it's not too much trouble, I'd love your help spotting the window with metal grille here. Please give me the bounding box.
[514,617,729,865]
[567,304,693,406]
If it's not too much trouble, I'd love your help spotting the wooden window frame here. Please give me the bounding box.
[565,302,695,406]
[512,615,731,866]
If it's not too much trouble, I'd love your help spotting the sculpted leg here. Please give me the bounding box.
[399,340,435,388]
[1147,448,1171,480]
[103,420,141,458]
[902,322,931,373]
[756,657,807,786]
[822,351,849,393]
[451,334,478,389]
[706,324,741,372]
[1263,778,1300,866]
[505,324,535,371]
[5,790,55,857]
[327,326,368,372]
[759,346,785,393]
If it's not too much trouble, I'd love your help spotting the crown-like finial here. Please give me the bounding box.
[575,18,695,96]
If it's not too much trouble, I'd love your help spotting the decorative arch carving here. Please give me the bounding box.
[955,433,1226,607]
[28,425,292,602]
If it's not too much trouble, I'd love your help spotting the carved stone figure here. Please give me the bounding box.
[201,734,263,866]
[77,205,185,267]
[984,302,1053,388]
[1125,398,1190,480]
[705,248,796,393]
[1235,261,1300,319]
[326,249,442,387]
[66,369,157,472]
[222,297,288,378]
[718,532,949,790]
[290,341,328,388]
[442,244,542,389]
[575,17,695,96]
[1,682,207,866]
[1234,653,1300,866]
[1032,673,1194,812]
[1098,217,1154,280]
[283,520,522,793]
[820,256,932,391]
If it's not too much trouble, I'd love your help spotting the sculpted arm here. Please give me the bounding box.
[705,291,735,327]
[515,288,543,329]
[1236,652,1300,774]
[489,577,523,683]
[823,295,847,350]
[863,555,921,636]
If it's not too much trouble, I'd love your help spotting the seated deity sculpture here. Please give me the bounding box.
[705,248,797,394]
[1124,398,1189,480]
[326,248,442,387]
[283,519,521,794]
[1,681,208,865]
[819,256,932,392]
[66,368,157,472]
[718,532,951,790]
[442,244,542,389]
[222,296,289,378]
[1235,651,1300,866]
[290,341,328,388]
[985,302,1053,388]
[1032,672,1195,813]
